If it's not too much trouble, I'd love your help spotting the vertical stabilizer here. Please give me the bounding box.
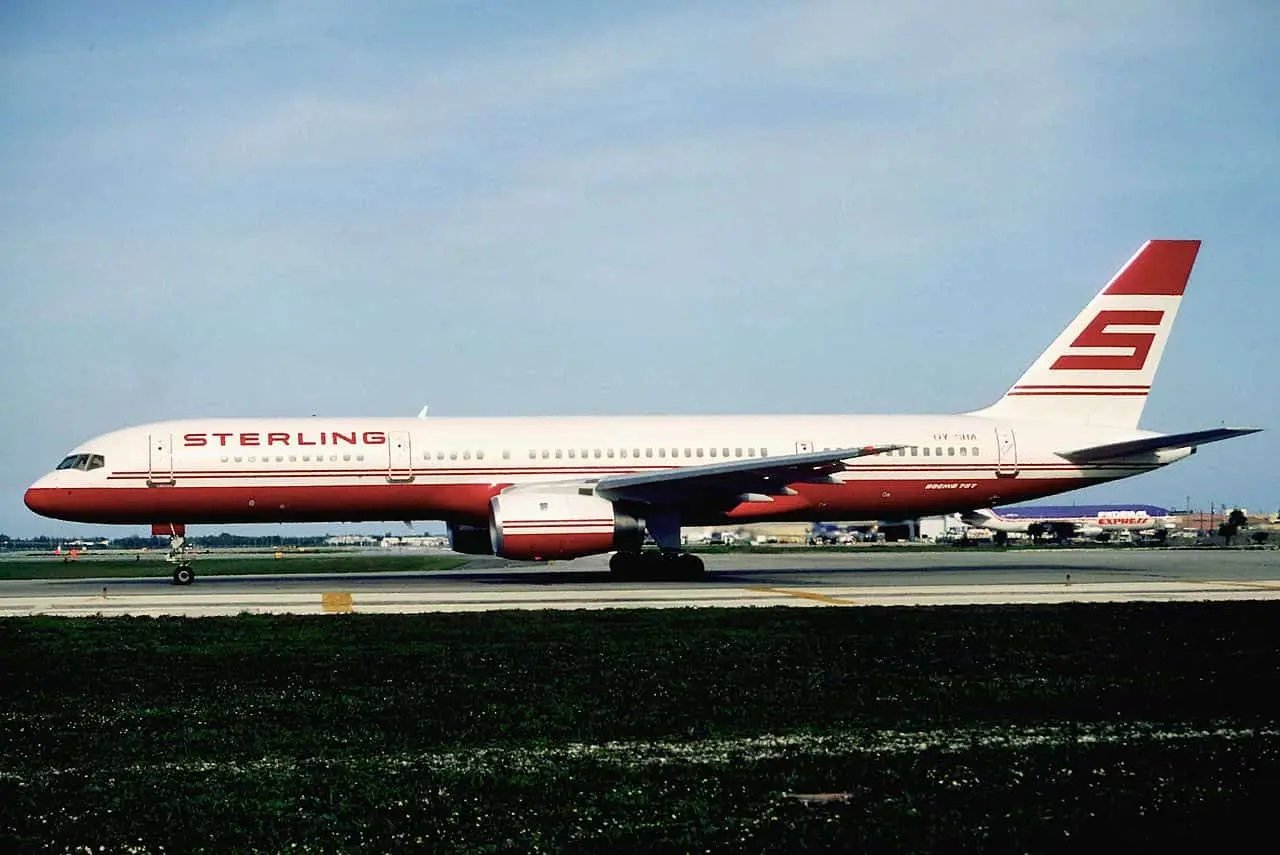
[971,240,1200,427]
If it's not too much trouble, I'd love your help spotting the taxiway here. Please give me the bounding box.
[2,549,1278,616]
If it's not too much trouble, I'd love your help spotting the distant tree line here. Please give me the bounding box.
[0,533,337,550]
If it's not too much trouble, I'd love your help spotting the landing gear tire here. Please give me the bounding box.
[609,551,642,580]
[172,564,194,586]
[609,551,705,581]
[675,553,705,580]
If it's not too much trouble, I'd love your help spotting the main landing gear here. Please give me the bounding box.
[609,551,705,581]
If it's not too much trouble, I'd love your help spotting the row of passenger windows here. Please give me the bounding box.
[422,447,768,462]
[212,446,981,465]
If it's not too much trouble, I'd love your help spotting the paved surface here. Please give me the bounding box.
[2,548,1279,616]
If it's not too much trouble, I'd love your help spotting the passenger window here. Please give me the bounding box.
[911,446,918,456]
[568,449,576,459]
[594,449,602,458]
[959,447,967,456]
[696,448,703,457]
[477,450,484,461]
[722,448,730,457]
[633,448,640,458]
[541,450,550,459]
[948,447,955,456]
[450,451,458,460]
[922,447,930,457]
[607,449,615,458]
[502,450,510,460]
[657,448,666,458]
[936,447,942,456]
[710,448,717,457]
[747,448,755,457]
[555,449,562,459]
[618,449,625,458]
[760,448,768,457]
[463,450,472,460]
[735,448,743,457]
[972,446,980,456]
[684,448,692,458]
[528,450,536,459]
[646,448,653,458]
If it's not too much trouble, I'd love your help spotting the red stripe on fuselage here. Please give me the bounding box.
[24,476,1112,527]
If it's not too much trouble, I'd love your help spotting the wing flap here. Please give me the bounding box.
[1060,427,1260,462]
[595,444,901,505]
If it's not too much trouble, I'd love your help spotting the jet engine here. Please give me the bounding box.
[489,491,643,560]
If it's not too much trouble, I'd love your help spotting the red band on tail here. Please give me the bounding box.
[1103,240,1200,296]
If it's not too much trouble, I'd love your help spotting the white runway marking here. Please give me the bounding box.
[3,574,1280,616]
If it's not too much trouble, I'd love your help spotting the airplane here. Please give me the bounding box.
[961,504,1179,542]
[24,240,1259,585]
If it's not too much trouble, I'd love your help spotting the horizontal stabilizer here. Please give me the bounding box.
[1060,427,1260,462]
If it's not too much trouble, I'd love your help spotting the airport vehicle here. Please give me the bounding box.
[961,504,1178,542]
[24,240,1258,583]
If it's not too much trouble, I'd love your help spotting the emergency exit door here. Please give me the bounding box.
[995,427,1018,477]
[387,431,414,482]
[147,434,175,486]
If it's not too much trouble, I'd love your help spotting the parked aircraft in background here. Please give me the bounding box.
[962,504,1178,541]
[25,240,1258,583]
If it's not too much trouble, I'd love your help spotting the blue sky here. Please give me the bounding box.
[2,0,1277,537]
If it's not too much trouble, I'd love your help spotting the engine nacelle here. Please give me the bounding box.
[447,522,495,555]
[489,491,642,561]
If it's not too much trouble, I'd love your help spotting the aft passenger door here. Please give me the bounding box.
[994,426,1018,477]
[147,433,175,486]
[387,431,414,482]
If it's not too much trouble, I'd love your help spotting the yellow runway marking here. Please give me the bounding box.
[322,592,353,613]
[744,586,860,606]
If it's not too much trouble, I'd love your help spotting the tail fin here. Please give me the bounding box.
[971,239,1200,428]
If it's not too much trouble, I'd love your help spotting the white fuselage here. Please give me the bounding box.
[24,413,1171,527]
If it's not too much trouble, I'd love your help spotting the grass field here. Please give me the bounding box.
[0,552,470,581]
[3,603,1279,851]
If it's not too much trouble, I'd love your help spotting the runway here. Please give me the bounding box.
[2,548,1279,616]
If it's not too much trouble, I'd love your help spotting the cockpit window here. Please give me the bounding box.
[55,453,105,471]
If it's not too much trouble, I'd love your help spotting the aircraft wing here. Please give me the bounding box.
[593,444,901,506]
[1060,427,1260,462]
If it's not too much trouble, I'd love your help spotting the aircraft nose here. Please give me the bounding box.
[24,483,64,519]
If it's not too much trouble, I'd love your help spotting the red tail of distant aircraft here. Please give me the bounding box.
[25,240,1258,583]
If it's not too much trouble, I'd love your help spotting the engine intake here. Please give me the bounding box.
[490,491,642,560]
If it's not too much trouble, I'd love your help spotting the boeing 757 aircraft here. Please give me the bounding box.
[25,240,1258,584]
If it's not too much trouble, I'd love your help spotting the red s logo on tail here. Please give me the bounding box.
[1051,310,1164,371]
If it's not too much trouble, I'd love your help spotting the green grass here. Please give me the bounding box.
[2,603,1279,852]
[0,553,469,580]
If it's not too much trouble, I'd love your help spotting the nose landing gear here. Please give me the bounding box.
[156,523,195,585]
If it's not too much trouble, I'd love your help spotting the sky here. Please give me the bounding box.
[2,0,1278,538]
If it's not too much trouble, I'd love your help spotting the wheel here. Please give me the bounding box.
[172,564,194,586]
[609,552,640,580]
[677,553,705,579]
